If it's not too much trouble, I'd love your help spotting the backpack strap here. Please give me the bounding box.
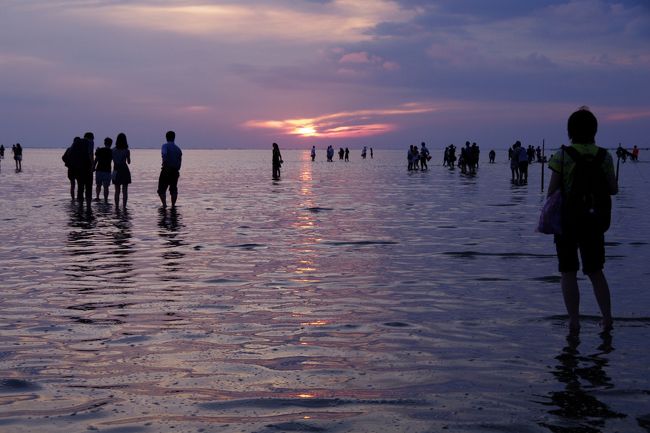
[563,145,580,162]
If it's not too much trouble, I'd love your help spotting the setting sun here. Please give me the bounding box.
[294,126,318,137]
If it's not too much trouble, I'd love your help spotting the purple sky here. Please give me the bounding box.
[1,0,648,149]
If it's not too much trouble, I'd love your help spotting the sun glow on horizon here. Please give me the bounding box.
[294,126,318,137]
[244,103,437,139]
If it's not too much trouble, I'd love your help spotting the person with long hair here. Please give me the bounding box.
[112,133,131,208]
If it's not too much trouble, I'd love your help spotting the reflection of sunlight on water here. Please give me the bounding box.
[2,150,649,432]
[300,320,329,326]
[291,155,319,279]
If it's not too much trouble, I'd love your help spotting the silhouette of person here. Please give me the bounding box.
[489,149,496,163]
[471,142,479,171]
[62,137,80,199]
[0,144,5,159]
[517,141,529,184]
[547,107,617,333]
[272,142,283,179]
[12,143,23,171]
[510,142,521,183]
[420,142,429,170]
[615,144,628,163]
[66,137,92,203]
[79,132,95,204]
[112,133,132,208]
[310,146,316,161]
[158,130,183,208]
[338,148,344,160]
[370,147,373,159]
[93,137,113,201]
[344,147,349,161]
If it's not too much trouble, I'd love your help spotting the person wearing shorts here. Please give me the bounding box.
[546,107,618,333]
[93,137,113,201]
[158,130,182,209]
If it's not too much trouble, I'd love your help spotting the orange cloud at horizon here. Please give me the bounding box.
[243,103,436,138]
[604,110,650,122]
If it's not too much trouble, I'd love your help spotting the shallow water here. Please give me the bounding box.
[1,149,649,433]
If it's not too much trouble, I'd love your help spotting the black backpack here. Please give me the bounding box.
[562,146,612,233]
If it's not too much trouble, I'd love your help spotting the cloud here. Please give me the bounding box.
[1,0,649,148]
[244,102,441,138]
[50,0,417,43]
[604,110,650,122]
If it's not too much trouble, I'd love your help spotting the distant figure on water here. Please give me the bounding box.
[370,147,373,159]
[93,137,113,201]
[272,142,283,179]
[344,147,349,162]
[0,144,5,159]
[112,133,131,208]
[443,144,456,168]
[489,149,496,163]
[459,142,471,174]
[510,141,521,184]
[158,130,183,208]
[326,145,334,162]
[338,148,344,160]
[615,144,629,162]
[471,142,480,170]
[311,146,316,162]
[407,145,418,171]
[631,145,639,161]
[517,141,529,184]
[12,143,23,172]
[361,146,367,159]
[546,106,617,333]
[420,142,430,170]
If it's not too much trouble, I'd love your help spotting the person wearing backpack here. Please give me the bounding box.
[546,107,618,333]
[65,136,93,203]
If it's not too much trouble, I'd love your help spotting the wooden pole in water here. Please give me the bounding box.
[616,142,621,182]
[541,139,545,193]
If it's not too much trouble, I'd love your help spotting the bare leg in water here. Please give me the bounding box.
[115,185,121,208]
[561,270,612,333]
[121,185,128,207]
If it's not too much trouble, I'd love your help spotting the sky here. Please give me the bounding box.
[1,0,649,149]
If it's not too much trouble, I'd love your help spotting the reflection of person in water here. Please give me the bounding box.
[540,333,625,432]
[158,208,185,278]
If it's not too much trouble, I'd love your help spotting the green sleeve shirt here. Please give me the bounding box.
[548,143,615,194]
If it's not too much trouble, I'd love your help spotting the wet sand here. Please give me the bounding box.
[0,149,649,432]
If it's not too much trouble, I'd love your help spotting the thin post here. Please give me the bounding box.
[616,142,621,182]
[541,139,545,193]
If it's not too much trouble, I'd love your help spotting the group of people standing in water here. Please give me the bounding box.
[407,142,431,170]
[441,141,482,174]
[62,130,182,209]
[309,145,373,163]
